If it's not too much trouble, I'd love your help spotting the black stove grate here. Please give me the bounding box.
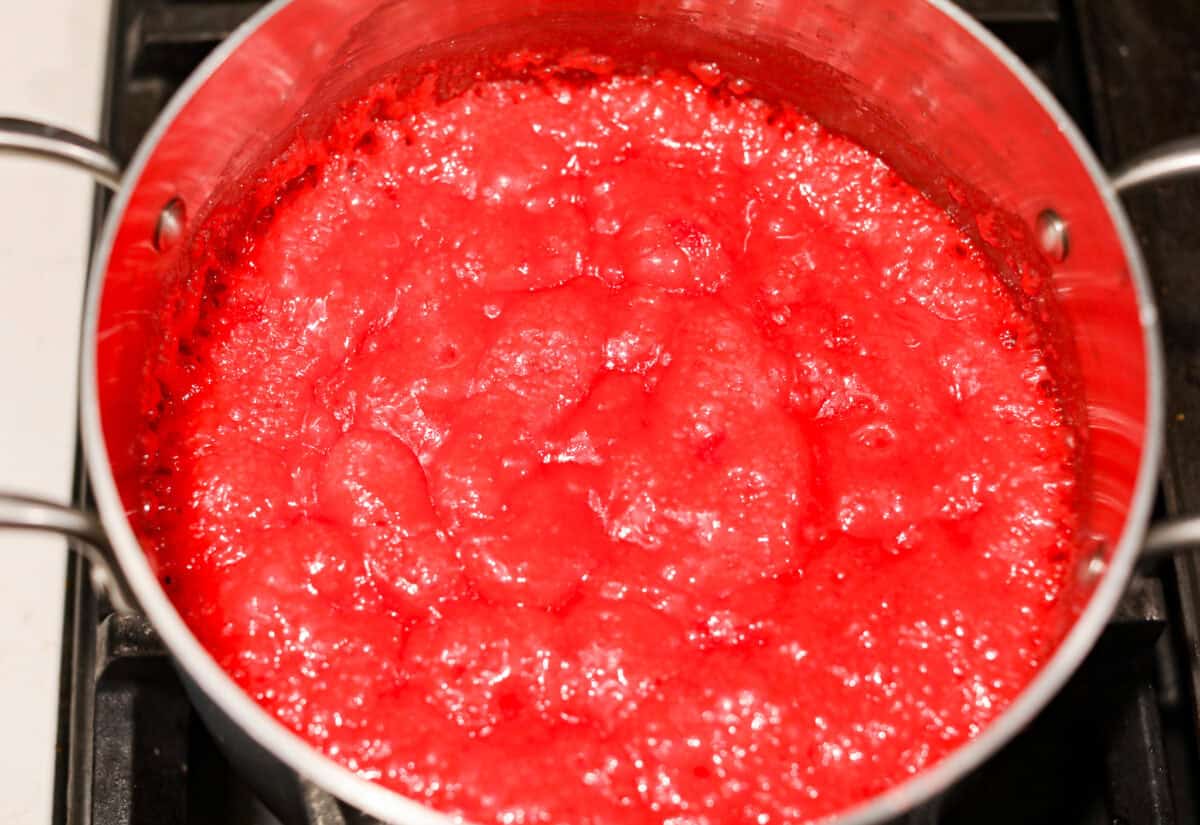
[55,2,1200,824]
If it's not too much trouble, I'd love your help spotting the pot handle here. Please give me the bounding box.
[0,117,122,191]
[0,117,134,611]
[1111,136,1200,193]
[1109,135,1200,558]
[0,494,136,613]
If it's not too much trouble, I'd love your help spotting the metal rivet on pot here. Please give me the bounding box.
[1036,208,1069,262]
[153,196,186,253]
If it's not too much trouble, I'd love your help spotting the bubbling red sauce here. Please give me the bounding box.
[137,57,1080,824]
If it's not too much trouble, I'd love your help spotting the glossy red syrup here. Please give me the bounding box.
[137,59,1080,824]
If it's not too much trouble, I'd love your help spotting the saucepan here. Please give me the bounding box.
[3,0,1200,822]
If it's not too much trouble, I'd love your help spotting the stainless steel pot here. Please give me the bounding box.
[3,1,1200,823]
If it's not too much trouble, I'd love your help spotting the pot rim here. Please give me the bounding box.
[77,1,1166,823]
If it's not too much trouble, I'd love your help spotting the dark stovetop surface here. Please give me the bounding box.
[55,2,1200,825]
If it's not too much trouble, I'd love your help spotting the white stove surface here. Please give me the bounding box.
[0,3,109,823]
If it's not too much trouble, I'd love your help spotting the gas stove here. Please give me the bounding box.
[55,2,1200,824]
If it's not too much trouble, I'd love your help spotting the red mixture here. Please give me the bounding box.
[138,57,1080,824]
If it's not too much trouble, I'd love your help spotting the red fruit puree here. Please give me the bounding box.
[137,57,1080,824]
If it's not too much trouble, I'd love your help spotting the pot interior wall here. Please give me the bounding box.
[95,0,1146,654]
